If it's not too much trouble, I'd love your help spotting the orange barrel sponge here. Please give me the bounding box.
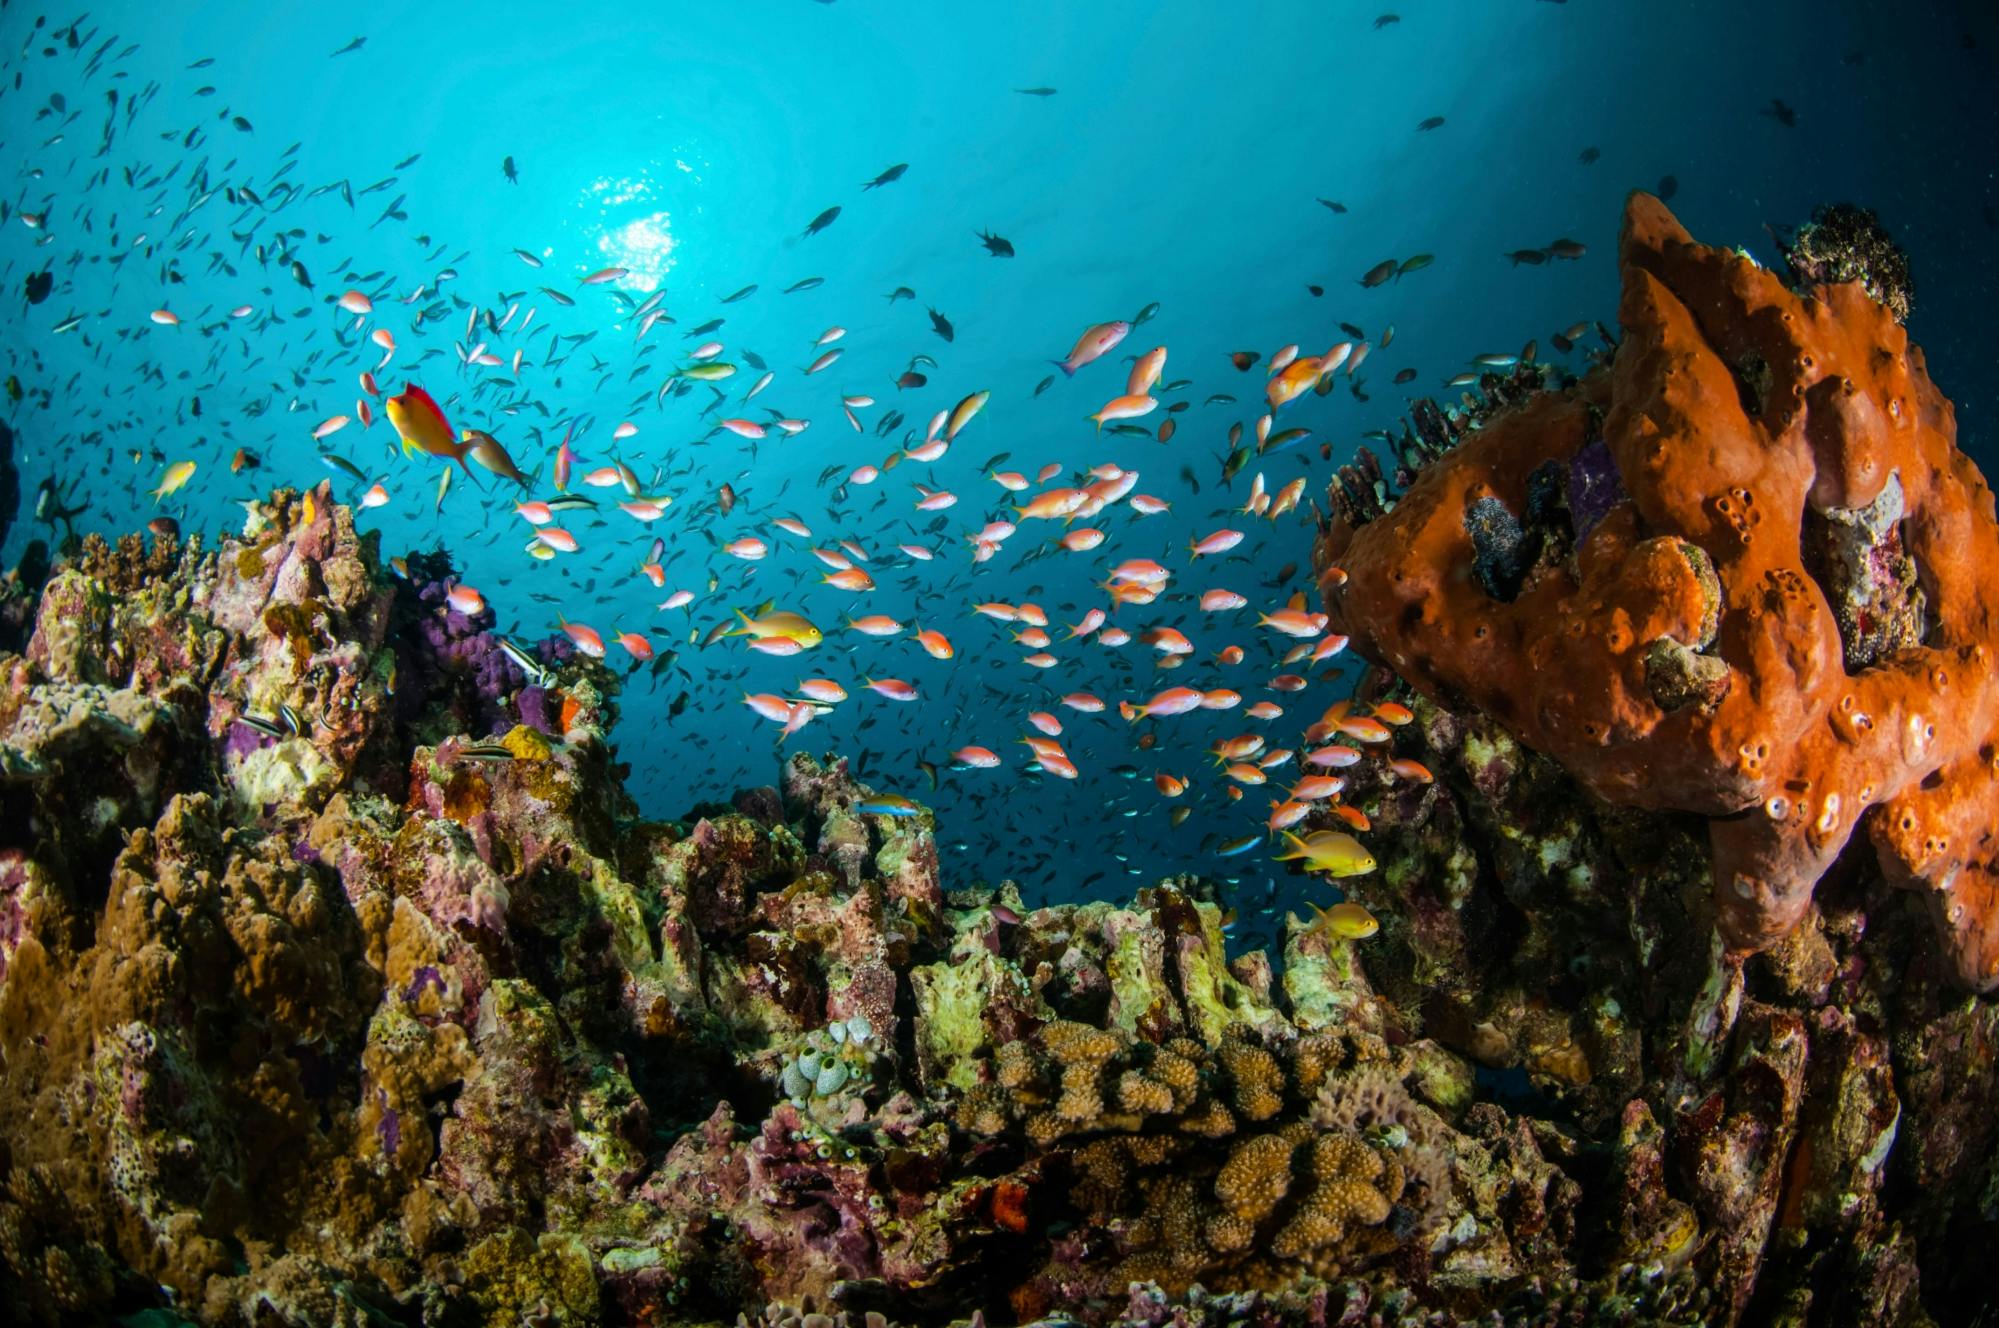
[1319,193,1999,992]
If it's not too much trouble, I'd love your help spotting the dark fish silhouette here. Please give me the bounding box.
[928,307,954,341]
[1416,115,1445,131]
[1015,87,1057,96]
[502,155,518,184]
[977,230,1014,257]
[784,276,824,293]
[1505,248,1547,266]
[720,284,757,303]
[1316,198,1348,213]
[1578,145,1600,165]
[1761,98,1797,127]
[1359,259,1397,287]
[886,286,915,303]
[1374,13,1399,28]
[330,37,365,56]
[802,206,840,237]
[862,163,907,190]
[1658,174,1679,202]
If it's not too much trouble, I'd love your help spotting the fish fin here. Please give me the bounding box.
[1050,359,1075,377]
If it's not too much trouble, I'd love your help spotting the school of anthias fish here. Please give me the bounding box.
[0,11,1603,929]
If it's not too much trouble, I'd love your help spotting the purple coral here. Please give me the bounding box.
[396,568,525,736]
[515,684,556,735]
[1565,435,1627,540]
[377,1088,402,1156]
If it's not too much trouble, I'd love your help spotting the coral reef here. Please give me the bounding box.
[1319,192,1999,994]
[0,196,1995,1328]
[1781,202,1914,324]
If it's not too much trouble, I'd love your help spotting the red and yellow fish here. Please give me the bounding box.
[385,384,475,475]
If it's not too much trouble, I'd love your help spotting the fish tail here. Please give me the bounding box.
[1051,359,1075,377]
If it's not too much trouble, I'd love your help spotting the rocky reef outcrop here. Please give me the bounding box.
[0,195,1993,1328]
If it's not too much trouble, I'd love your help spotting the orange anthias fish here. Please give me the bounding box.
[385,384,474,474]
[1089,393,1157,430]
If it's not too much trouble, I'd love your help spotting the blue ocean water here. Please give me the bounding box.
[3,0,1994,926]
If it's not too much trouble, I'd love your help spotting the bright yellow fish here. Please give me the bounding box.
[726,608,823,649]
[1304,898,1379,940]
[945,389,990,441]
[385,383,474,475]
[1274,829,1377,877]
[151,459,196,501]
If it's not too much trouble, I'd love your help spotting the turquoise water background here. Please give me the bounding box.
[4,1,1995,925]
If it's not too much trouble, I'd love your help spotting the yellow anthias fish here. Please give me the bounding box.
[1303,898,1379,941]
[384,383,474,475]
[151,459,196,501]
[1274,829,1377,877]
[944,389,989,441]
[727,608,823,649]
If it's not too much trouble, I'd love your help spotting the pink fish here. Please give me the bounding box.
[560,618,605,657]
[1052,320,1131,376]
[1190,529,1244,559]
[744,693,793,723]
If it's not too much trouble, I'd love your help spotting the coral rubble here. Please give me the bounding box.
[0,198,1995,1328]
